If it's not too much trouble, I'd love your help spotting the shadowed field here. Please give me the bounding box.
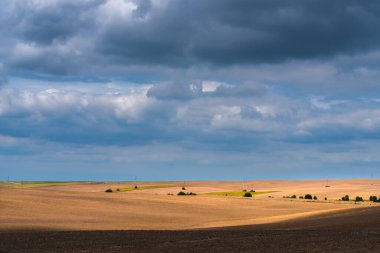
[1,206,379,253]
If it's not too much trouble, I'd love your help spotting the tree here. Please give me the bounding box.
[305,194,313,200]
[243,192,252,197]
[355,196,363,202]
[369,196,378,202]
[341,195,349,201]
[105,189,112,193]
[313,196,318,200]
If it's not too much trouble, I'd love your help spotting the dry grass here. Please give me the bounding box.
[0,179,379,231]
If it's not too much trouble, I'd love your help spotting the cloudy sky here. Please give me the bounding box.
[1,0,380,181]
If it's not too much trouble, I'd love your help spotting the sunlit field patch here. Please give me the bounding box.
[0,181,92,188]
[109,185,177,192]
[202,191,279,197]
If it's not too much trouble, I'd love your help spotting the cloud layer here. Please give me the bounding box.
[1,1,380,180]
[1,0,380,75]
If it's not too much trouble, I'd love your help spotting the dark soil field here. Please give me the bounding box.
[1,206,379,253]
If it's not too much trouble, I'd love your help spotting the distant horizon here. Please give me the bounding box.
[2,177,379,183]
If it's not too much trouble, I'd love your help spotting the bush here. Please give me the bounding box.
[116,188,120,191]
[324,197,327,201]
[299,196,304,199]
[134,185,138,189]
[313,196,318,200]
[105,188,113,193]
[305,194,313,200]
[188,192,197,196]
[243,192,252,197]
[182,187,186,190]
[242,189,247,192]
[369,196,378,202]
[250,190,256,193]
[341,195,350,201]
[355,196,364,202]
[291,195,297,199]
[177,191,186,196]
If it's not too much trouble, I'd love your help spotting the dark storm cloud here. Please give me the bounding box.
[96,0,380,67]
[2,0,380,75]
[12,1,103,45]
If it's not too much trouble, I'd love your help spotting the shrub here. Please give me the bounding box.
[291,195,297,199]
[182,187,186,190]
[188,192,197,196]
[250,190,256,193]
[105,188,113,193]
[299,196,304,199]
[313,196,318,200]
[177,191,186,196]
[242,189,247,192]
[369,196,378,202]
[355,196,364,202]
[324,197,327,201]
[116,188,120,191]
[134,185,138,189]
[305,194,313,200]
[243,192,252,197]
[341,195,350,201]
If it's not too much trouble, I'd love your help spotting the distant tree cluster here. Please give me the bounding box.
[340,195,365,202]
[177,191,196,196]
[283,195,297,199]
[282,194,319,200]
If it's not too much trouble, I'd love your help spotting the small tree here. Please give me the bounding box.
[299,196,304,199]
[355,196,363,202]
[341,195,349,201]
[105,188,113,193]
[313,196,318,200]
[182,187,186,190]
[291,195,297,199]
[177,191,186,196]
[243,192,252,197]
[134,185,138,189]
[305,194,313,200]
[369,196,378,202]
[324,197,327,201]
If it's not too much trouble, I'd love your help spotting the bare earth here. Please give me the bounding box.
[0,179,379,252]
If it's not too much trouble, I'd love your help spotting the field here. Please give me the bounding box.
[1,179,379,252]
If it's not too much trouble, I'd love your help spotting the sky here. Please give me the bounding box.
[1,0,380,181]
